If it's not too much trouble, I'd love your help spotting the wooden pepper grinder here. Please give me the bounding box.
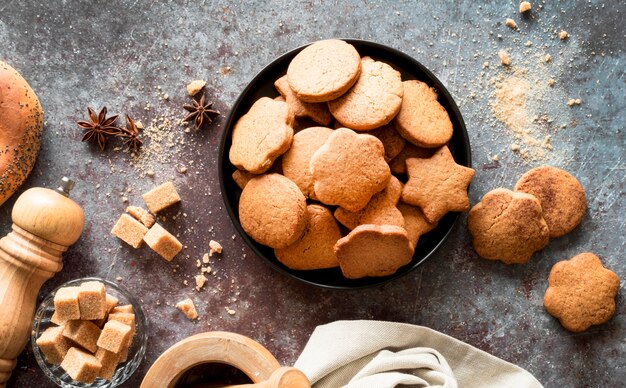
[0,177,84,386]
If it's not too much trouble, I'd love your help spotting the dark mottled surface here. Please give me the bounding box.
[1,1,624,387]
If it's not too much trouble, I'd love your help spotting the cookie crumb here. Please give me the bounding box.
[491,154,499,161]
[175,298,198,320]
[524,41,533,47]
[498,50,511,66]
[186,80,206,96]
[115,276,123,281]
[567,98,582,106]
[519,1,531,13]
[548,78,555,87]
[195,275,207,291]
[543,54,552,63]
[510,143,521,152]
[559,30,568,40]
[202,253,210,264]
[482,61,489,69]
[505,18,517,29]
[209,240,222,255]
[225,307,236,315]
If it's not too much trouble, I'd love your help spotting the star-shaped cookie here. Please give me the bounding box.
[401,146,475,223]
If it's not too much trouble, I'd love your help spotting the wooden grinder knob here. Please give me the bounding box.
[0,178,84,386]
[224,367,310,388]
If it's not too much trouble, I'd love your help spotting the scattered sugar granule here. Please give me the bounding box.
[548,79,555,87]
[519,1,531,13]
[510,143,521,152]
[505,18,517,29]
[559,30,568,40]
[209,240,223,255]
[499,50,511,66]
[567,98,582,106]
[544,54,552,63]
[225,307,236,315]
[524,41,533,47]
[491,155,500,161]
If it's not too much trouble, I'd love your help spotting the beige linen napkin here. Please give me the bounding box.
[294,320,543,388]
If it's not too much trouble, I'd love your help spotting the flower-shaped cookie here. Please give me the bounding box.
[544,252,620,332]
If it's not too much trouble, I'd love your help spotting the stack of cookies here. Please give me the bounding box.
[229,40,475,280]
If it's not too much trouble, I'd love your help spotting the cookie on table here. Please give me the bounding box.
[287,39,361,103]
[394,80,453,148]
[282,126,334,199]
[389,143,436,175]
[514,166,586,238]
[229,97,294,174]
[275,75,332,126]
[329,57,404,131]
[402,146,475,223]
[334,175,404,230]
[310,127,390,212]
[544,252,620,332]
[397,202,438,249]
[239,174,306,249]
[467,188,550,264]
[334,224,414,279]
[274,204,341,270]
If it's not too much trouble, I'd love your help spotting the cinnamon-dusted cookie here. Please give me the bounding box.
[467,188,550,264]
[232,169,255,190]
[287,39,361,103]
[394,80,453,148]
[402,146,475,223]
[311,127,390,211]
[514,166,586,238]
[275,205,341,270]
[397,202,437,249]
[275,75,332,126]
[369,124,406,162]
[329,57,404,131]
[239,174,306,249]
[334,224,414,279]
[389,143,436,175]
[282,126,334,198]
[229,97,294,174]
[544,252,620,332]
[334,176,404,229]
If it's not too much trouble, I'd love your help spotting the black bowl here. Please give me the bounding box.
[219,39,471,289]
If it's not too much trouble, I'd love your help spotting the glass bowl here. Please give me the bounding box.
[218,39,472,289]
[31,277,148,387]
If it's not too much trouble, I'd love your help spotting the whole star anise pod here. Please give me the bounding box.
[183,94,220,129]
[118,114,143,151]
[77,107,120,151]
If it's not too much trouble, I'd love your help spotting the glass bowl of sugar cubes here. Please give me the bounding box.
[31,277,148,387]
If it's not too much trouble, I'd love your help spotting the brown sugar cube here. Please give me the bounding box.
[176,298,198,320]
[108,312,136,341]
[95,347,120,380]
[97,320,132,354]
[50,310,67,326]
[92,293,119,327]
[142,181,181,214]
[60,347,102,384]
[111,213,149,248]
[144,223,183,261]
[111,304,133,314]
[62,320,102,353]
[78,281,107,320]
[36,326,71,365]
[126,205,156,228]
[118,344,130,363]
[53,286,81,322]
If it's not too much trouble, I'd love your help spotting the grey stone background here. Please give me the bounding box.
[1,0,624,387]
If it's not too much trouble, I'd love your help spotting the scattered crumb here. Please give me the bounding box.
[186,80,206,96]
[202,253,210,264]
[180,167,188,174]
[499,50,511,66]
[115,276,123,281]
[567,98,582,106]
[542,135,553,150]
[225,307,236,315]
[543,54,552,63]
[482,61,489,69]
[176,298,198,320]
[524,41,532,47]
[491,154,499,161]
[510,143,521,151]
[209,240,223,255]
[519,1,531,13]
[195,275,207,291]
[505,18,517,29]
[146,170,155,177]
[559,30,568,40]
[548,79,555,87]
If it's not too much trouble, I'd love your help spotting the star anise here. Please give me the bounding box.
[118,114,143,151]
[183,94,220,129]
[78,107,120,151]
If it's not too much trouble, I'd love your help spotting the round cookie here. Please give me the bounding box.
[310,127,391,212]
[229,97,294,174]
[274,204,341,270]
[282,126,334,198]
[275,75,332,125]
[467,188,550,264]
[368,124,406,162]
[334,224,414,279]
[334,175,404,230]
[286,40,361,103]
[544,252,620,332]
[394,80,453,148]
[514,166,586,238]
[239,174,307,249]
[328,57,404,131]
